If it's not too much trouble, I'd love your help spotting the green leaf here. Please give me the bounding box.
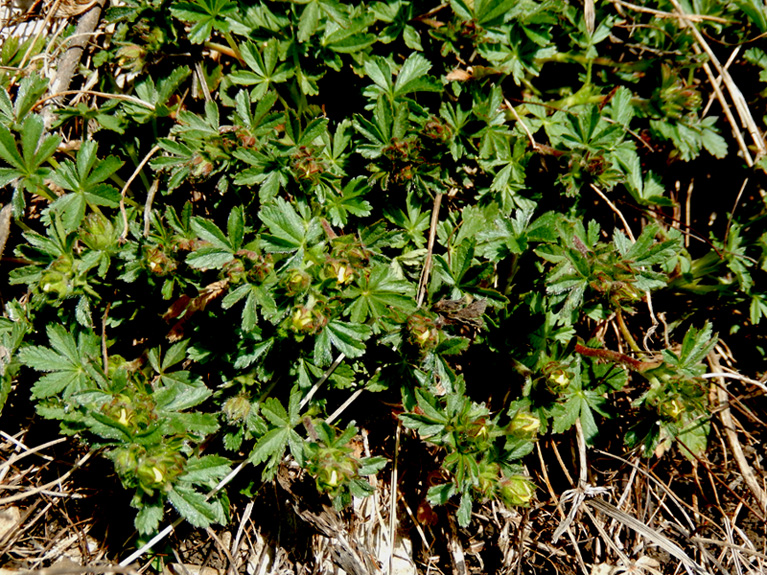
[260,197,322,255]
[314,320,372,365]
[248,426,290,465]
[344,265,416,323]
[180,455,231,483]
[457,491,472,527]
[168,484,219,527]
[393,53,436,98]
[134,501,164,535]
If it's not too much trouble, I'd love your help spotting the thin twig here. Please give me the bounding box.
[326,388,364,424]
[101,302,110,372]
[701,371,767,394]
[0,435,64,471]
[723,178,748,246]
[388,421,401,575]
[708,353,767,513]
[504,98,538,150]
[698,55,754,167]
[299,353,345,410]
[586,498,707,574]
[143,178,160,238]
[589,184,635,241]
[0,449,94,505]
[417,192,443,308]
[119,145,161,241]
[612,0,733,23]
[669,0,766,162]
[35,90,156,112]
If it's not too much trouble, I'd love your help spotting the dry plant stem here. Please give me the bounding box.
[0,436,65,474]
[119,145,161,242]
[691,537,767,562]
[535,445,590,573]
[612,0,732,23]
[685,179,693,249]
[701,371,767,394]
[701,47,740,118]
[388,421,401,575]
[101,302,110,372]
[299,352,345,409]
[35,90,156,111]
[42,0,108,128]
[582,505,631,566]
[535,442,558,503]
[708,353,767,514]
[416,192,443,308]
[574,419,587,485]
[589,184,635,242]
[724,178,748,246]
[595,449,699,531]
[0,448,94,505]
[586,498,706,574]
[206,527,238,573]
[698,56,753,167]
[669,0,766,161]
[143,178,160,238]
[326,387,363,424]
[16,0,62,77]
[446,515,467,575]
[504,98,538,150]
[229,500,254,575]
[397,491,430,554]
[26,566,138,575]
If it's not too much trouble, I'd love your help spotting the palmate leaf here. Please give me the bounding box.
[314,320,372,366]
[326,177,372,227]
[249,388,303,474]
[344,265,415,323]
[170,0,237,43]
[167,484,223,528]
[259,197,323,256]
[18,325,100,399]
[364,53,439,102]
[0,115,59,212]
[186,208,245,269]
[230,40,293,100]
[48,140,123,230]
[222,282,277,331]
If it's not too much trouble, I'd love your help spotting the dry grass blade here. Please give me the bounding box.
[585,497,707,574]
[119,144,161,242]
[0,448,94,505]
[708,353,767,514]
[667,0,766,162]
[416,192,443,308]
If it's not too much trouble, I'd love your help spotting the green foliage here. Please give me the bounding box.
[1,0,765,540]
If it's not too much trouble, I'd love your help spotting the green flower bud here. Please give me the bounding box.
[497,475,535,507]
[326,259,354,286]
[508,412,540,439]
[285,270,311,295]
[657,397,684,421]
[546,369,570,393]
[223,395,251,423]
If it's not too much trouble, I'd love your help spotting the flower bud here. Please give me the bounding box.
[657,397,684,421]
[497,475,535,506]
[285,270,311,295]
[508,412,540,439]
[223,395,251,423]
[546,369,570,393]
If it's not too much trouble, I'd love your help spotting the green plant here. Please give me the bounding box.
[1,0,765,544]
